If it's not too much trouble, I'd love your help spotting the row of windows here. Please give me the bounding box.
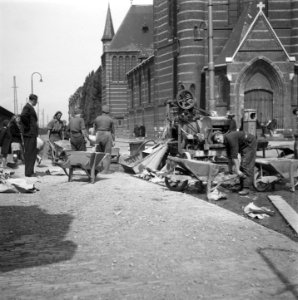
[112,55,137,82]
[129,68,152,108]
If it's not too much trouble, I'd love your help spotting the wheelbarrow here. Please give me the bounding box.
[164,155,228,195]
[253,158,298,192]
[58,151,108,183]
[49,140,72,164]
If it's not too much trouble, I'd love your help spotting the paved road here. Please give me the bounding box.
[0,156,297,299]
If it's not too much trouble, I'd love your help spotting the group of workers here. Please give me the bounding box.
[2,92,297,193]
[0,93,115,177]
[67,105,114,173]
[47,104,114,173]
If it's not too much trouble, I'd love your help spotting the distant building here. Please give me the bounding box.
[105,0,298,137]
[101,4,153,133]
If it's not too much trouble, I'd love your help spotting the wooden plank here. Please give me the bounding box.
[268,195,298,234]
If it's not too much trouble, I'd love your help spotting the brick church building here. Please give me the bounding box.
[102,1,298,137]
[101,4,153,132]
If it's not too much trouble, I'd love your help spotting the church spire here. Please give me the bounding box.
[101,3,115,43]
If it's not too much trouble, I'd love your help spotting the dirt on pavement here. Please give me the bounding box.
[0,157,298,299]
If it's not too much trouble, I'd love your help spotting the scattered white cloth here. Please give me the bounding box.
[243,202,274,219]
[0,178,38,193]
[207,188,227,201]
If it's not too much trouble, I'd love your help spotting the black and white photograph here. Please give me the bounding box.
[1,0,298,299]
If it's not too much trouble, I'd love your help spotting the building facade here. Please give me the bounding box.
[101,4,153,133]
[126,0,298,136]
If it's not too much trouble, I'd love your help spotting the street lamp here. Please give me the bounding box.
[31,72,43,127]
[31,72,43,94]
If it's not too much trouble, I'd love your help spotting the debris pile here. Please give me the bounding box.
[0,168,38,193]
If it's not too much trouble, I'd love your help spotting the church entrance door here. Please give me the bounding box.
[244,89,273,124]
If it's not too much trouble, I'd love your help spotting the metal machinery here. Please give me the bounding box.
[166,89,230,161]
[164,89,231,192]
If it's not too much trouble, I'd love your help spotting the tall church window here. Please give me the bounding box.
[168,0,173,26]
[131,56,137,69]
[119,56,124,81]
[125,56,130,74]
[147,68,151,103]
[217,75,230,106]
[263,0,269,17]
[112,56,118,82]
[228,0,240,25]
[131,78,134,108]
[139,73,142,105]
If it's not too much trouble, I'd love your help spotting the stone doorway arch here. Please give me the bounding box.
[235,58,284,128]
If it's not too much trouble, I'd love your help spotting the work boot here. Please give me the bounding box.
[238,188,250,196]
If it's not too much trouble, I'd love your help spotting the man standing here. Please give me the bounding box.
[20,94,39,177]
[93,105,115,173]
[69,109,89,151]
[0,120,11,168]
[212,131,257,195]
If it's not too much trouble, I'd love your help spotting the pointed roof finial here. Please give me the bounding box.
[257,2,265,12]
[102,3,115,42]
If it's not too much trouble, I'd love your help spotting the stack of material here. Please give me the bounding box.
[120,141,169,174]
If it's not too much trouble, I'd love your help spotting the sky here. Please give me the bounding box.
[0,0,152,126]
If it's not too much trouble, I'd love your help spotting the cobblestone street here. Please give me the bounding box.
[0,153,298,299]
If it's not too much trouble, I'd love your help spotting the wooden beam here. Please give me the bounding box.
[268,195,298,234]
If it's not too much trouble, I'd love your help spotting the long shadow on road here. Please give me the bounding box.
[0,205,77,272]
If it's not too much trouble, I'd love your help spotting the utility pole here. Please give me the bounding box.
[42,108,45,128]
[12,76,18,114]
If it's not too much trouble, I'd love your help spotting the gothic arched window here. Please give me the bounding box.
[138,72,142,105]
[112,56,118,82]
[131,56,137,69]
[217,75,230,106]
[119,56,124,81]
[125,56,130,74]
[147,67,151,103]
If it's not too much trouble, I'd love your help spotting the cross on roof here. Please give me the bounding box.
[257,2,265,11]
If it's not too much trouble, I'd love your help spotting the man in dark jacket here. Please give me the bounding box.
[20,94,39,177]
[0,119,11,168]
[213,131,257,195]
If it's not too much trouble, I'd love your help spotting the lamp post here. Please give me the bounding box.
[31,72,43,94]
[31,72,43,127]
[208,0,215,112]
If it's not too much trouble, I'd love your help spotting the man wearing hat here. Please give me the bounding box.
[20,94,39,177]
[93,105,115,173]
[69,108,90,151]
